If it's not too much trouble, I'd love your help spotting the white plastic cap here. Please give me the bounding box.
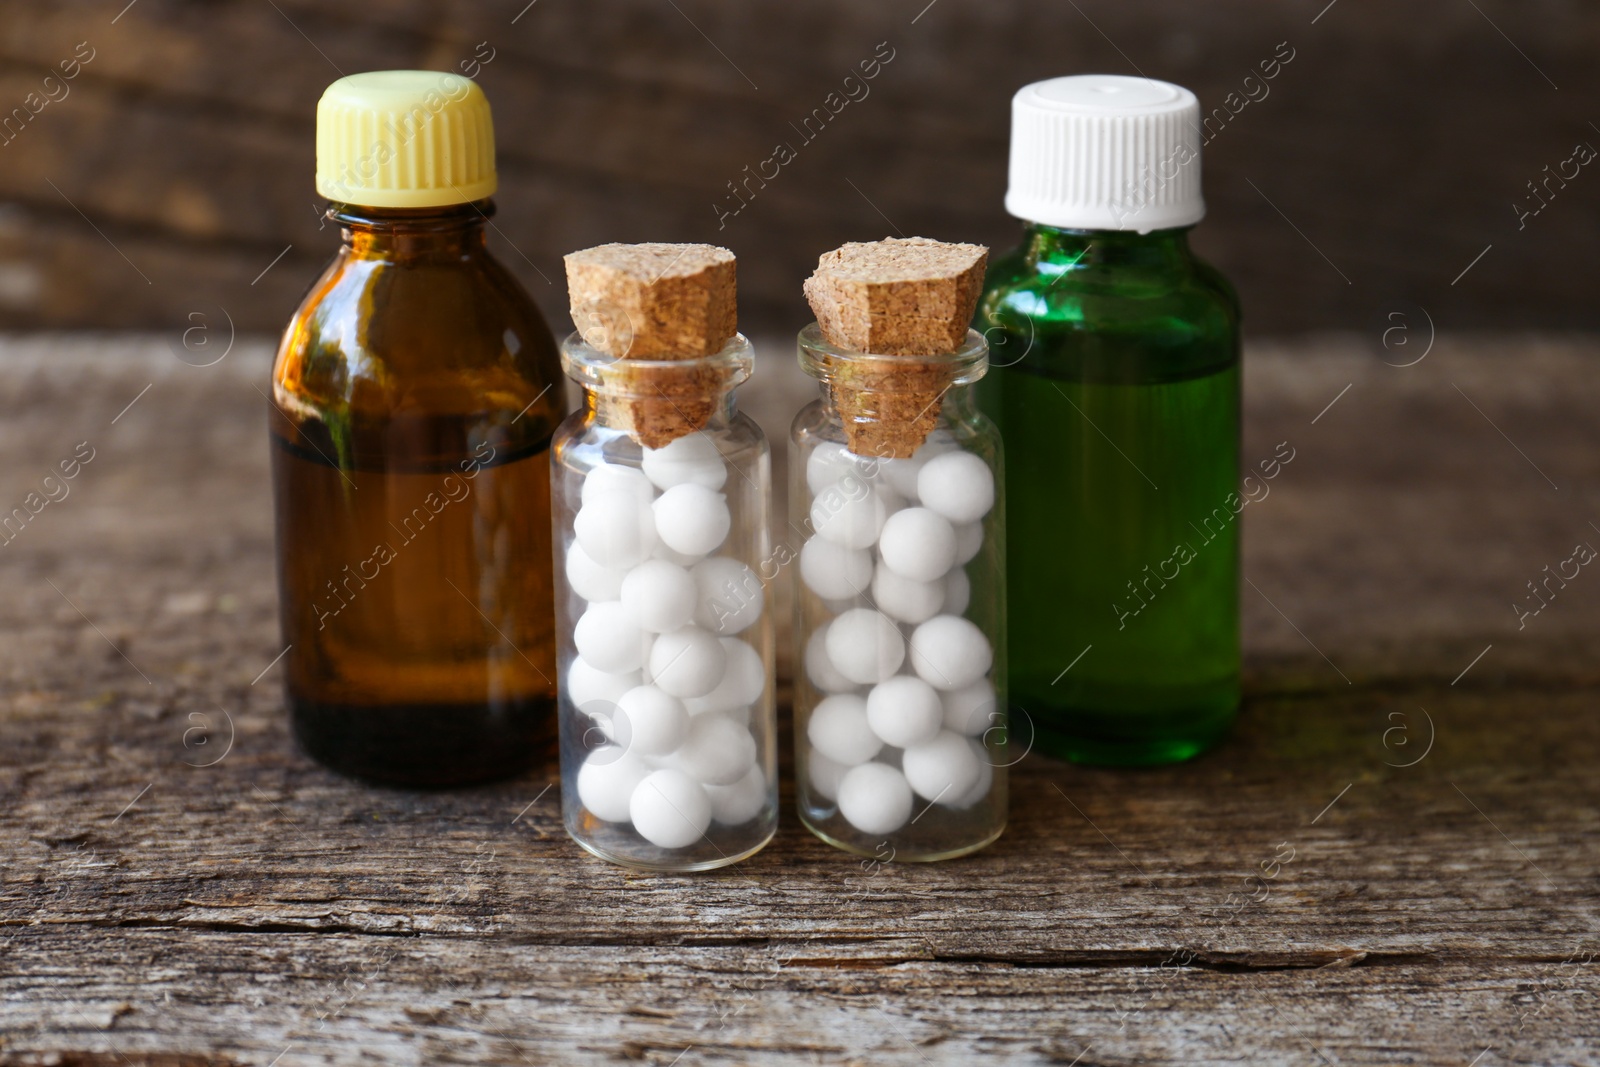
[1006,74,1204,233]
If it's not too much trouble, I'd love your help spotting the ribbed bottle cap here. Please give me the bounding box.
[315,70,498,209]
[1006,74,1204,233]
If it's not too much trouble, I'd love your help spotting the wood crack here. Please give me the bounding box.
[16,918,1580,978]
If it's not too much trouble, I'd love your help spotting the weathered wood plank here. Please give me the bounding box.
[5,672,1597,948]
[2,935,1597,1065]
[1,335,1598,1063]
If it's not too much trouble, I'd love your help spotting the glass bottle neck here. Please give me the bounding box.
[330,200,490,260]
[815,379,978,422]
[1021,221,1195,274]
[561,332,753,445]
[797,322,988,459]
[582,386,742,429]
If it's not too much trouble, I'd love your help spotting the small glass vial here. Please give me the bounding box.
[272,72,564,786]
[977,75,1240,766]
[553,332,777,871]
[792,324,1007,861]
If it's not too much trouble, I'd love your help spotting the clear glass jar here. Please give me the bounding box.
[791,323,1007,861]
[552,332,776,871]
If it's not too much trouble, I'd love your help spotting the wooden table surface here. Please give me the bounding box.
[1,333,1596,1066]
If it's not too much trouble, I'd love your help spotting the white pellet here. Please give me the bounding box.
[574,489,657,569]
[825,607,905,685]
[691,557,764,634]
[878,507,957,582]
[706,765,767,825]
[941,676,997,736]
[836,762,913,835]
[871,563,945,625]
[799,537,873,601]
[804,624,857,694]
[653,484,730,556]
[581,462,655,508]
[576,746,650,823]
[865,675,944,748]
[620,559,697,634]
[574,601,649,673]
[949,738,994,809]
[902,730,983,803]
[810,481,887,549]
[641,432,727,491]
[566,657,640,714]
[917,451,995,525]
[807,693,882,766]
[879,439,956,499]
[565,542,627,603]
[629,769,711,848]
[648,625,727,698]
[806,441,874,494]
[613,685,690,757]
[908,614,993,691]
[684,637,766,715]
[671,712,757,786]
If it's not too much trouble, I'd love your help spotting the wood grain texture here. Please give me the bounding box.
[1,334,1599,1064]
[0,1,1595,336]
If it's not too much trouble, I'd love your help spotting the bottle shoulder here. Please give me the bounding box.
[788,397,831,444]
[983,240,1238,326]
[978,236,1239,381]
[274,244,565,432]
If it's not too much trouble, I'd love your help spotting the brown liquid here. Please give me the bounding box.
[271,202,565,786]
[272,416,556,786]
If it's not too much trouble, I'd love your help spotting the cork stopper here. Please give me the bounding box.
[802,237,989,458]
[563,243,739,448]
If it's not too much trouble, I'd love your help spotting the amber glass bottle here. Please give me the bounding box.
[271,72,564,786]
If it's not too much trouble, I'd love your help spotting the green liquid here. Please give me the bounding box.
[981,363,1238,764]
[977,224,1241,765]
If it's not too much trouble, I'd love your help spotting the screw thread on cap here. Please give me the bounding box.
[315,70,498,209]
[1005,74,1204,233]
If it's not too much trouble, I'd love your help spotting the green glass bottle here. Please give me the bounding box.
[976,75,1240,766]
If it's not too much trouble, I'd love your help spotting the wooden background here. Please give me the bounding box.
[0,0,1596,338]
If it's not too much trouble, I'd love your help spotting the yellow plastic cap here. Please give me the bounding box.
[315,70,498,209]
